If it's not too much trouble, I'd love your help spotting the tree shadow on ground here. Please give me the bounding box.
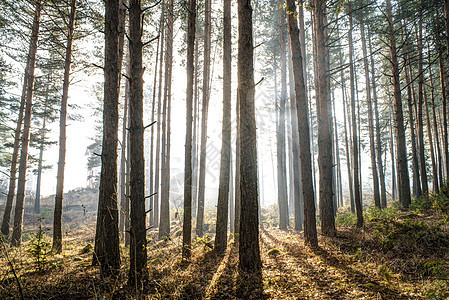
[262,228,415,299]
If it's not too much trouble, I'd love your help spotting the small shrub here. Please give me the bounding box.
[28,218,51,271]
[335,211,357,226]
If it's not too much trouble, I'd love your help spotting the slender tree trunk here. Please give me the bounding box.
[424,81,438,194]
[159,0,174,239]
[386,0,411,208]
[417,6,428,195]
[148,9,163,227]
[389,106,397,201]
[287,0,317,246]
[332,89,343,208]
[238,0,261,273]
[276,0,288,229]
[337,26,354,211]
[404,51,421,197]
[437,10,449,181]
[192,36,199,218]
[229,151,235,233]
[53,0,76,253]
[313,0,335,236]
[348,2,363,227]
[215,0,231,254]
[35,80,49,215]
[288,36,303,231]
[428,41,443,190]
[196,0,212,237]
[154,3,165,229]
[182,0,196,260]
[234,92,241,241]
[10,0,42,247]
[2,0,41,238]
[119,63,130,240]
[93,0,121,276]
[361,22,380,208]
[368,27,387,208]
[128,0,148,287]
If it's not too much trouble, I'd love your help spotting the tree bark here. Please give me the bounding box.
[238,0,262,273]
[53,0,76,254]
[337,26,354,212]
[428,41,443,190]
[154,2,165,229]
[128,0,148,286]
[286,0,317,246]
[196,0,212,237]
[404,46,421,198]
[417,5,428,195]
[276,0,288,230]
[2,0,41,238]
[386,0,411,208]
[159,0,174,239]
[313,0,335,236]
[34,78,50,215]
[214,0,232,254]
[361,21,380,209]
[182,0,196,261]
[288,35,303,231]
[437,10,449,182]
[368,27,387,208]
[10,0,42,247]
[93,0,121,276]
[348,1,363,227]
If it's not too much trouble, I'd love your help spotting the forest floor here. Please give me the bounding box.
[0,190,448,299]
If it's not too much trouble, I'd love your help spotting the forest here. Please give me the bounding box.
[0,0,448,298]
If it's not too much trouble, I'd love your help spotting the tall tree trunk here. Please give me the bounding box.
[276,0,288,229]
[288,36,303,231]
[404,48,421,197]
[128,0,148,287]
[424,81,438,194]
[332,89,343,208]
[149,9,163,227]
[192,35,199,218]
[348,2,363,227]
[154,2,165,229]
[428,41,443,190]
[10,0,42,247]
[53,0,76,253]
[286,0,317,246]
[215,0,231,254]
[361,22,380,209]
[368,27,387,208]
[234,92,241,240]
[196,0,212,237]
[182,0,196,261]
[229,151,235,233]
[93,0,121,276]
[119,63,130,240]
[386,0,411,208]
[313,0,335,236]
[337,26,354,212]
[2,0,41,238]
[159,0,174,239]
[35,79,50,215]
[417,5,428,195]
[437,10,449,181]
[389,106,397,201]
[238,0,261,272]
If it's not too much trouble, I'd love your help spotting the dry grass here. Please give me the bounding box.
[0,200,448,299]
